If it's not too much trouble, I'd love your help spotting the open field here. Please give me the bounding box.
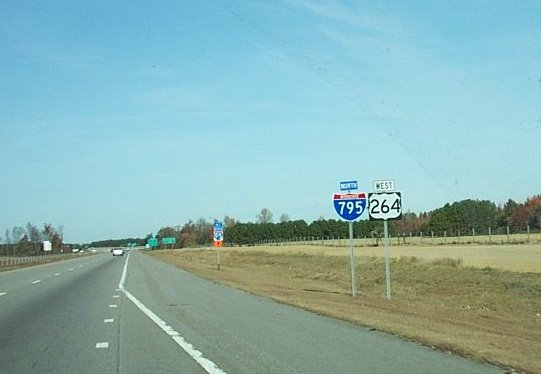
[255,243,541,273]
[151,243,541,374]
[295,232,541,247]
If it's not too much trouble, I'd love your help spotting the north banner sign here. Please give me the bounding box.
[340,180,358,191]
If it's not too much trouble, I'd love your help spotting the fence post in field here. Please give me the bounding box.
[527,225,530,243]
[489,227,492,244]
[472,228,475,243]
[507,225,510,243]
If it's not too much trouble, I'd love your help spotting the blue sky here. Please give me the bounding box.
[1,1,540,243]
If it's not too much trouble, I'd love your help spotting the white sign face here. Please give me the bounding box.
[368,192,402,220]
[373,180,395,193]
[43,240,52,252]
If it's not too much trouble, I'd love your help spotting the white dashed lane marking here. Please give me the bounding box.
[31,280,41,284]
[109,304,118,308]
[0,292,6,297]
[104,319,114,323]
[54,273,61,276]
[95,342,109,349]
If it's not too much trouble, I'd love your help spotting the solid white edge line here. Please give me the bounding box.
[119,252,226,374]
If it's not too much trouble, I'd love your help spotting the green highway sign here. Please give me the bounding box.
[162,237,176,245]
[147,238,158,247]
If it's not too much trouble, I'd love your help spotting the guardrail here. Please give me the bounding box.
[0,253,85,269]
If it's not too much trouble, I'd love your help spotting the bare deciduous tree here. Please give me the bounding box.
[257,208,273,224]
[279,213,290,223]
[223,215,236,228]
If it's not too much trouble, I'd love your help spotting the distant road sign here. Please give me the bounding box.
[162,237,176,245]
[333,192,367,221]
[340,180,358,191]
[368,192,402,220]
[213,220,223,230]
[213,220,224,246]
[147,238,158,247]
[214,230,224,242]
[43,241,52,252]
[373,180,395,193]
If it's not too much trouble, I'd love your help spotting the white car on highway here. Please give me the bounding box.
[112,248,124,256]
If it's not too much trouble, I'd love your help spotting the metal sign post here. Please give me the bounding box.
[333,181,367,298]
[368,181,402,301]
[348,220,356,297]
[383,220,391,300]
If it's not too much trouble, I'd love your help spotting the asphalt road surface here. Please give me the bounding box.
[0,250,505,374]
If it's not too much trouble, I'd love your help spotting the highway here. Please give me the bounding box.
[0,251,505,374]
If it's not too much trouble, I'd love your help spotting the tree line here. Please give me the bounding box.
[0,223,65,255]
[145,195,541,248]
[3,194,539,253]
[87,238,146,248]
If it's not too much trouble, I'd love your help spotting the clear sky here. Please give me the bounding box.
[1,1,540,243]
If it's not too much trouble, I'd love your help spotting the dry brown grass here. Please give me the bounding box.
[256,243,541,273]
[150,244,541,374]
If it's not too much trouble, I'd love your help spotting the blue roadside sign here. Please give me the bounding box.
[213,220,223,230]
[340,180,358,191]
[213,220,224,247]
[333,192,367,221]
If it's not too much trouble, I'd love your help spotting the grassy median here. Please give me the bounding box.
[150,245,541,374]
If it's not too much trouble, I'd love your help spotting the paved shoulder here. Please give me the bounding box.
[124,252,504,374]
